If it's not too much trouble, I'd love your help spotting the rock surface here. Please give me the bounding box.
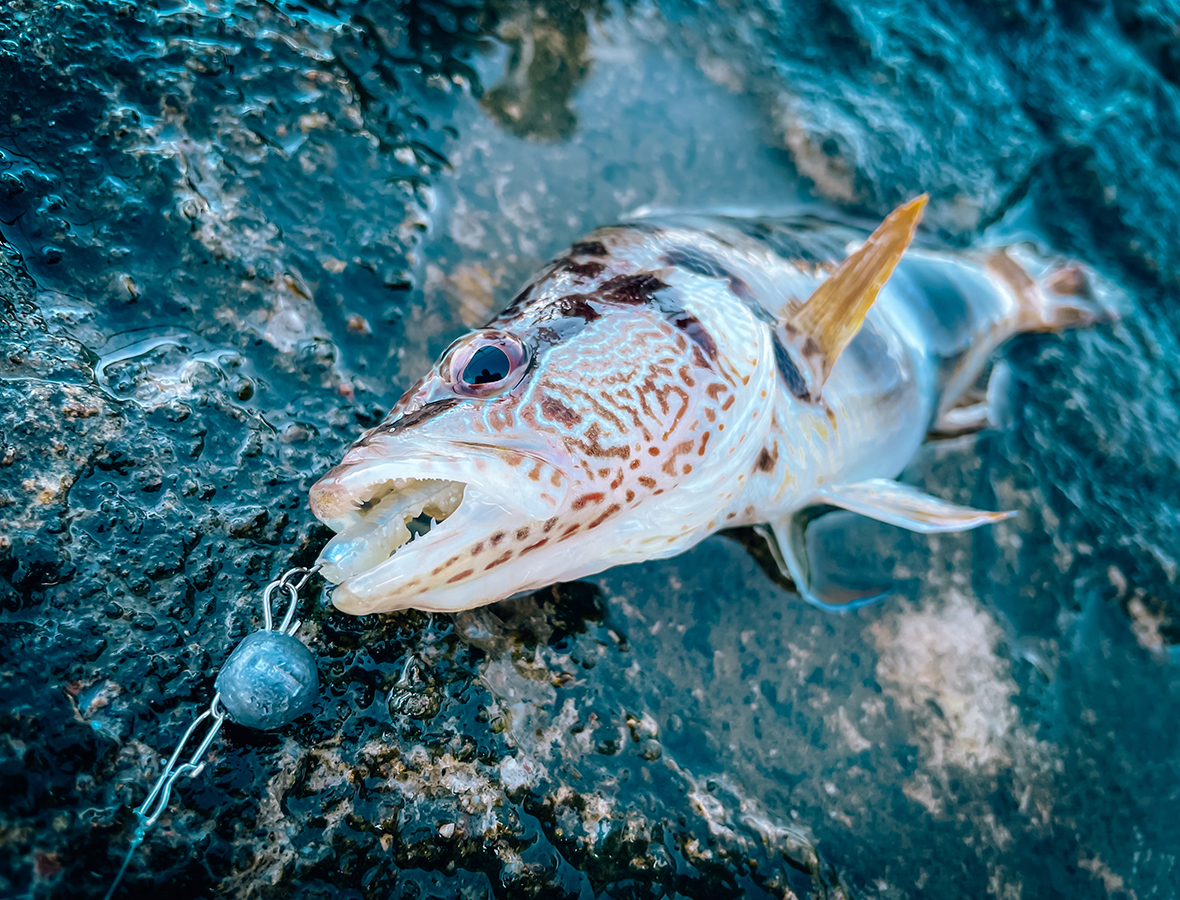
[1,1,1178,898]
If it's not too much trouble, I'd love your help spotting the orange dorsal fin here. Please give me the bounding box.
[784,194,927,398]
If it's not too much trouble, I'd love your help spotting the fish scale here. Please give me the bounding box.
[309,197,1113,614]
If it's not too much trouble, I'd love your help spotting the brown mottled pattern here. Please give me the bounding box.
[670,313,718,361]
[551,294,601,322]
[485,551,513,569]
[661,439,696,476]
[310,201,1060,615]
[569,240,608,257]
[588,503,622,528]
[755,442,780,473]
[597,273,669,305]
[556,259,608,279]
[334,226,741,596]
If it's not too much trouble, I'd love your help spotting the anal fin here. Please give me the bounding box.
[819,479,1016,533]
[758,511,894,613]
[759,479,1015,613]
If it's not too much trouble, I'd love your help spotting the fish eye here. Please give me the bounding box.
[448,331,529,397]
[463,345,511,385]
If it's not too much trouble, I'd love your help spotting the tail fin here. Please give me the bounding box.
[986,242,1121,334]
[929,241,1121,435]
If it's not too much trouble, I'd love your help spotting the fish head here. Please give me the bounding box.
[310,248,756,614]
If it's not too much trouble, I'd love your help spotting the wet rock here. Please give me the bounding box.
[2,0,1180,898]
[657,0,1042,234]
[480,0,606,141]
[0,240,123,580]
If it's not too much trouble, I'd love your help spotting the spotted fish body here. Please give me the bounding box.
[310,199,1105,614]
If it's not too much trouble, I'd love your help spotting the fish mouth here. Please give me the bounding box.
[308,439,570,614]
[314,477,468,584]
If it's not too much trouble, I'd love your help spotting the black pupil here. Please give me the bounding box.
[463,345,512,385]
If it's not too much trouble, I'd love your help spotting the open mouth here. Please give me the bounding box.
[317,478,467,583]
[308,439,573,612]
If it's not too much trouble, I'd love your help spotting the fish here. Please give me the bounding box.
[309,195,1111,614]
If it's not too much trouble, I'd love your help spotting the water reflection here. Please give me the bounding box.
[92,328,257,404]
[480,0,607,141]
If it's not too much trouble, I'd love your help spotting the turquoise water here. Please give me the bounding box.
[1,1,1178,897]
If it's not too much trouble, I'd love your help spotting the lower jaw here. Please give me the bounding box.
[327,537,603,615]
[329,570,501,615]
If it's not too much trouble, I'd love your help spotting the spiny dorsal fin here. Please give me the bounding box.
[784,194,928,397]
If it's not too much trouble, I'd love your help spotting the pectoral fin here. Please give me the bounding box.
[783,194,927,399]
[819,478,1016,533]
